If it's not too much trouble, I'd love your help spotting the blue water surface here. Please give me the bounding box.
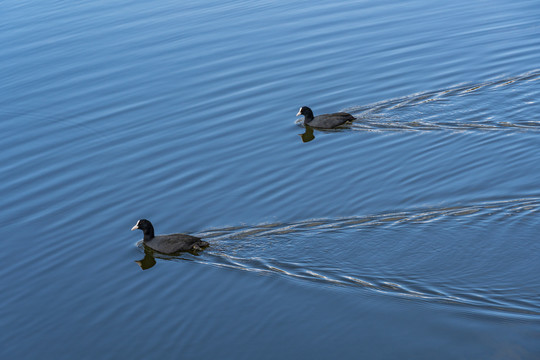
[2,0,540,358]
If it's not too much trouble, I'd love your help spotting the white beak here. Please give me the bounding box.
[296,110,302,116]
[131,220,140,231]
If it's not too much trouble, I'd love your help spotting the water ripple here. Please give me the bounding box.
[298,70,540,132]
[137,196,540,316]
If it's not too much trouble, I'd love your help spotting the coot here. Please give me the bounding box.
[296,106,355,129]
[131,219,209,254]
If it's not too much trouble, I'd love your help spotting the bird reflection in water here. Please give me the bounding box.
[134,245,205,270]
[299,125,315,143]
[135,247,157,270]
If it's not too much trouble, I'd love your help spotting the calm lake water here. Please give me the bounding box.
[2,0,540,358]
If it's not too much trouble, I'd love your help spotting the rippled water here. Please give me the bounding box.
[2,0,540,358]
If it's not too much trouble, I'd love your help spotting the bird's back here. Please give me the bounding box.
[308,113,355,129]
[145,233,207,253]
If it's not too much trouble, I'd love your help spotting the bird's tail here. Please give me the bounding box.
[198,240,210,248]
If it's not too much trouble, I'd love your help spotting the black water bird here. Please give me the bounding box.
[131,219,209,254]
[296,106,355,129]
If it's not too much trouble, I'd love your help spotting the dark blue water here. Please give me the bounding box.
[2,0,540,358]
